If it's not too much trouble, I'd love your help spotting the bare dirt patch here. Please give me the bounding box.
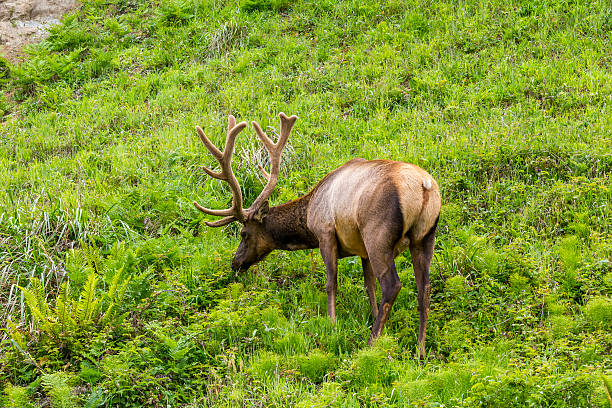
[0,0,78,61]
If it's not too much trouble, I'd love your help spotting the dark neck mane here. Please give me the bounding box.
[263,194,319,251]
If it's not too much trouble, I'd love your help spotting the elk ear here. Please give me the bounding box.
[253,201,269,223]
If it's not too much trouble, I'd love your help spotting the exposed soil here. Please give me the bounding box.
[0,0,78,61]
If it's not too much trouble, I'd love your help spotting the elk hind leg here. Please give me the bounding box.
[409,223,437,360]
[361,257,378,319]
[366,250,401,345]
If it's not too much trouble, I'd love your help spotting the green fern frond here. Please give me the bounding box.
[54,281,76,334]
[41,372,77,408]
[81,241,101,275]
[6,318,26,350]
[19,281,55,331]
[31,278,52,317]
[6,318,46,374]
[155,331,178,349]
[116,276,131,302]
[107,267,122,300]
[83,388,104,408]
[116,311,129,327]
[100,303,115,326]
[41,371,68,389]
[76,272,99,327]
[20,286,43,321]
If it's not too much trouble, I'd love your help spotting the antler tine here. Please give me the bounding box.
[251,122,274,151]
[193,116,248,225]
[227,115,237,133]
[205,216,237,228]
[195,126,223,160]
[193,201,236,216]
[201,165,223,179]
[278,112,297,150]
[223,120,247,161]
[257,164,270,181]
[248,112,298,214]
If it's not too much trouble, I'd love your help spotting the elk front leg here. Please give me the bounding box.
[319,234,339,324]
[366,251,401,345]
[361,257,378,319]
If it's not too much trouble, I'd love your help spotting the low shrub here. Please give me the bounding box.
[584,296,612,329]
[295,349,337,383]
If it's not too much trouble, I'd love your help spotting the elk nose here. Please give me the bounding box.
[231,259,241,272]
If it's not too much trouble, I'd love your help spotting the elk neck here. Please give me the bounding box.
[263,193,319,251]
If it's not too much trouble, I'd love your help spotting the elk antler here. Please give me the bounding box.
[247,112,298,215]
[193,115,248,227]
[257,164,270,181]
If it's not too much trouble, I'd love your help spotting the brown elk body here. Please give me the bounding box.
[193,113,441,358]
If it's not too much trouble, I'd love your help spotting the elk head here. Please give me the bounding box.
[193,113,298,271]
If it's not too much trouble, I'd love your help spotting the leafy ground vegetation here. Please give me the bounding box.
[1,0,611,406]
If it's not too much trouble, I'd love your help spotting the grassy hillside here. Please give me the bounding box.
[1,0,611,406]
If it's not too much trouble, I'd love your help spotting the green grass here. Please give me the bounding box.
[1,0,611,406]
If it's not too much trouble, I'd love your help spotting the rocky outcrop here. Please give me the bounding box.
[0,0,78,60]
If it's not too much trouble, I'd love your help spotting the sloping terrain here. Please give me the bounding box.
[0,0,611,407]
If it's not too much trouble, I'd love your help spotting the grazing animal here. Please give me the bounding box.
[193,113,441,358]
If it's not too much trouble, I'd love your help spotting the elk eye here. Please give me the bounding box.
[241,231,247,238]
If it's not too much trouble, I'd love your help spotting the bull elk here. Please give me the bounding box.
[192,113,441,358]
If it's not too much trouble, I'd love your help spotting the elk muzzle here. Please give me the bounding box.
[231,254,253,272]
[231,239,272,272]
[231,259,247,272]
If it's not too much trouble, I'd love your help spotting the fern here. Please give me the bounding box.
[116,275,131,302]
[100,268,130,327]
[81,242,101,275]
[6,318,46,373]
[83,388,104,408]
[106,267,122,300]
[3,384,35,408]
[17,271,128,353]
[55,281,76,335]
[41,372,78,408]
[32,278,52,317]
[76,273,100,327]
[99,303,116,326]
[6,318,26,350]
[20,278,55,332]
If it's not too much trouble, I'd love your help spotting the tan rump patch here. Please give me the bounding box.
[422,178,432,190]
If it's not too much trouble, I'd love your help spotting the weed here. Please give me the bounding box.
[2,384,35,408]
[241,0,291,13]
[248,351,284,380]
[295,349,337,383]
[295,382,350,407]
[584,296,612,329]
[338,336,399,387]
[41,372,78,408]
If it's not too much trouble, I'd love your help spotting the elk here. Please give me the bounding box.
[192,113,441,358]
